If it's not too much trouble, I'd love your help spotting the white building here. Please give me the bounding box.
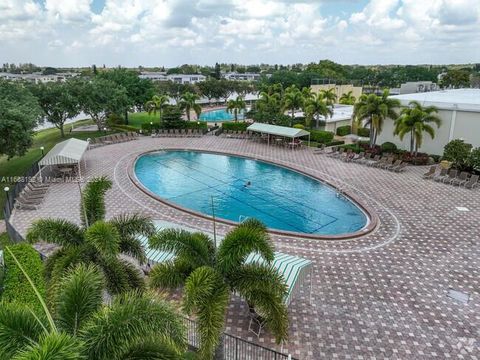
[222,72,261,81]
[0,72,78,83]
[399,81,438,95]
[138,72,167,81]
[294,105,353,132]
[166,74,206,84]
[377,89,480,155]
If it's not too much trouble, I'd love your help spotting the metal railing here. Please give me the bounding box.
[184,317,297,360]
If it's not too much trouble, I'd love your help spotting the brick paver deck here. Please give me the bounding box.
[11,137,480,359]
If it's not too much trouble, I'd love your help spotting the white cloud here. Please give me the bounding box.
[45,0,93,22]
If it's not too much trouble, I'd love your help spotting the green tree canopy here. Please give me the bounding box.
[0,80,43,158]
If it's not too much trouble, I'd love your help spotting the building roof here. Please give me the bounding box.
[390,89,480,112]
[294,105,353,123]
[39,138,89,166]
[247,123,310,138]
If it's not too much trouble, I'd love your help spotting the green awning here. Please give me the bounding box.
[247,123,310,138]
[141,221,312,306]
[39,138,89,166]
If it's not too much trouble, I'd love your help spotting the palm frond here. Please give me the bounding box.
[13,332,85,360]
[110,213,155,238]
[81,176,112,226]
[0,303,45,359]
[118,235,146,264]
[148,229,215,268]
[149,260,190,289]
[54,264,104,336]
[217,218,274,276]
[183,267,229,360]
[80,291,186,360]
[84,221,120,258]
[26,219,83,247]
[117,337,182,360]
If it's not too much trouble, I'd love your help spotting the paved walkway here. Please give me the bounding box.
[11,137,480,359]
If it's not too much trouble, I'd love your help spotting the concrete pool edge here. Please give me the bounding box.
[127,148,379,241]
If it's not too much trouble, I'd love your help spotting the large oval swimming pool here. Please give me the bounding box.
[134,151,368,236]
[198,108,245,122]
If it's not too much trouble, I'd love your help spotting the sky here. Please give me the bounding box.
[1,0,480,67]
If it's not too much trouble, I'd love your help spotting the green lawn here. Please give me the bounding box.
[128,112,161,128]
[0,119,117,220]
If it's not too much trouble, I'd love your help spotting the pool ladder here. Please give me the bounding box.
[238,215,249,223]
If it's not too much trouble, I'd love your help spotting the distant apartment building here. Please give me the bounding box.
[310,84,363,102]
[399,81,438,94]
[139,72,206,84]
[222,72,261,81]
[0,72,78,83]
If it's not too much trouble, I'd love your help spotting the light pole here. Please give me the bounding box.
[40,146,44,156]
[103,127,107,135]
[4,186,10,211]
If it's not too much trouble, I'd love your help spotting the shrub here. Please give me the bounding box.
[357,127,371,137]
[222,122,248,131]
[2,244,45,312]
[310,130,334,144]
[339,144,362,153]
[400,152,430,165]
[443,139,473,170]
[381,142,397,153]
[141,122,161,133]
[467,147,480,173]
[293,124,305,130]
[336,125,351,136]
[111,125,139,133]
[326,140,345,147]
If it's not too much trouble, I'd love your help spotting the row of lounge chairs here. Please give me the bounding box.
[423,166,479,189]
[224,130,249,139]
[15,180,50,211]
[326,147,408,172]
[151,129,205,137]
[89,132,138,148]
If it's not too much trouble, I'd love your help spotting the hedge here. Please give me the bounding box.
[141,121,207,133]
[336,125,352,136]
[326,140,345,147]
[357,127,371,137]
[310,130,334,144]
[222,122,249,131]
[339,144,363,153]
[381,142,398,153]
[111,125,139,133]
[2,244,45,312]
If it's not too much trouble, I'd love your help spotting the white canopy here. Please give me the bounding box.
[39,138,89,166]
[247,123,310,138]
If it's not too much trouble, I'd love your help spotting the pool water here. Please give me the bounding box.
[134,151,368,236]
[199,108,245,122]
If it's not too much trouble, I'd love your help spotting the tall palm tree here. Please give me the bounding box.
[145,94,169,122]
[148,219,289,360]
[26,177,155,295]
[320,88,337,107]
[339,91,356,105]
[354,89,400,147]
[394,101,442,155]
[0,257,187,360]
[283,85,304,125]
[226,96,246,122]
[305,93,333,129]
[179,92,202,121]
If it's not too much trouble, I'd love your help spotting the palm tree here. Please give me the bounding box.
[226,96,246,122]
[320,88,337,107]
[0,257,187,360]
[354,89,400,147]
[339,91,356,105]
[179,92,202,121]
[305,93,333,129]
[283,85,304,125]
[26,177,155,295]
[394,101,442,155]
[145,94,169,123]
[148,219,289,360]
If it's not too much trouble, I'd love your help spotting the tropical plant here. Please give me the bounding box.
[179,92,202,121]
[319,88,337,107]
[354,89,400,147]
[148,219,289,360]
[26,176,155,295]
[443,139,473,170]
[339,91,356,105]
[226,96,246,122]
[394,101,442,155]
[0,255,187,360]
[145,94,170,123]
[283,85,304,125]
[305,93,332,128]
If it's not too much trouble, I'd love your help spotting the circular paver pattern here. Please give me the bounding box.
[11,136,480,359]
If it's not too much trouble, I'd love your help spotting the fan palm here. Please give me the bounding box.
[305,93,333,129]
[179,92,202,121]
[0,255,187,360]
[26,177,155,295]
[226,96,246,122]
[339,91,356,105]
[148,218,289,360]
[283,85,304,125]
[320,88,337,107]
[394,101,442,155]
[145,94,169,123]
[354,89,400,147]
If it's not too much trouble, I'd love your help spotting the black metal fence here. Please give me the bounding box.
[184,317,297,360]
[2,160,41,242]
